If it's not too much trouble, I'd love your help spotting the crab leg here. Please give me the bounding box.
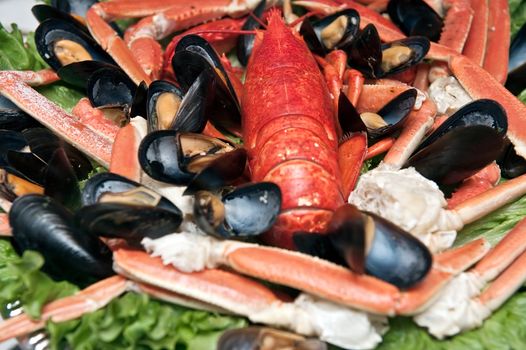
[447,162,500,209]
[109,118,147,182]
[144,232,489,315]
[3,69,59,86]
[438,0,474,53]
[461,0,488,65]
[366,137,395,159]
[71,98,120,142]
[450,54,526,159]
[0,72,113,166]
[0,213,11,236]
[0,276,129,343]
[482,0,510,83]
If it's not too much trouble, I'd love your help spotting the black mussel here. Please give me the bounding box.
[82,172,180,212]
[0,96,39,132]
[387,0,443,42]
[35,18,113,70]
[6,150,48,185]
[406,125,505,185]
[329,204,432,288]
[498,141,526,178]
[22,127,93,180]
[32,4,87,31]
[301,9,360,55]
[183,148,247,195]
[139,130,236,185]
[147,80,184,131]
[237,0,266,66]
[0,130,28,168]
[130,81,148,119]
[415,99,508,152]
[57,60,116,89]
[338,93,367,140]
[506,22,526,95]
[293,232,347,266]
[347,25,429,78]
[0,169,44,202]
[347,24,382,78]
[76,202,182,242]
[378,36,429,77]
[9,194,114,285]
[362,88,417,139]
[51,0,97,18]
[87,66,136,109]
[43,148,80,208]
[218,327,327,350]
[194,182,281,238]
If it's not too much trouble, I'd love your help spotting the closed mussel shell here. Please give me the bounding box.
[35,18,113,70]
[0,96,39,131]
[347,24,382,78]
[498,141,526,178]
[9,194,114,284]
[57,60,116,89]
[506,22,526,95]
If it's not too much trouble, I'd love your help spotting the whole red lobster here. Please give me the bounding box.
[242,11,344,249]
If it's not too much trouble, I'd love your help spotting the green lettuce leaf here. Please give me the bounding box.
[0,24,48,71]
[47,292,247,350]
[36,82,85,113]
[0,239,78,318]
[510,0,526,38]
[378,290,526,350]
[518,89,526,104]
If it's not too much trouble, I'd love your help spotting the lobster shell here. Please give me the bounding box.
[241,11,343,249]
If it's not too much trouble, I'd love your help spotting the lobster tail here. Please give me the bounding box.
[242,12,343,249]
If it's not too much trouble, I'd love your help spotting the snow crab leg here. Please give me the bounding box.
[0,71,113,166]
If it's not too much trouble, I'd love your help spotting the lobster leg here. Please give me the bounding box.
[0,72,113,166]
[0,276,129,343]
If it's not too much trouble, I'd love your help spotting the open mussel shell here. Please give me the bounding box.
[0,169,44,202]
[22,127,93,180]
[76,202,182,242]
[378,36,429,77]
[338,93,367,140]
[506,22,526,95]
[237,0,266,66]
[218,327,327,350]
[87,66,136,109]
[366,88,417,139]
[329,204,432,289]
[0,96,39,131]
[42,148,80,208]
[406,125,505,185]
[35,18,113,70]
[194,182,281,238]
[347,24,382,78]
[415,99,508,152]
[57,60,116,89]
[82,172,180,212]
[139,130,235,185]
[147,80,185,131]
[129,81,148,119]
[301,9,360,55]
[0,130,28,168]
[32,4,87,30]
[387,0,443,42]
[9,194,114,285]
[498,141,526,178]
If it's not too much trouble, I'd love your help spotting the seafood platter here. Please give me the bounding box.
[0,0,526,348]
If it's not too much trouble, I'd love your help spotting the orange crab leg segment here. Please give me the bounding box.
[0,276,128,343]
[438,0,473,53]
[110,122,144,182]
[482,0,510,83]
[366,137,395,160]
[3,69,59,86]
[461,0,489,65]
[71,98,120,142]
[339,131,367,198]
[0,213,11,236]
[0,72,113,166]
[447,162,500,209]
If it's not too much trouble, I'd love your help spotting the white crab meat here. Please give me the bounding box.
[429,76,473,115]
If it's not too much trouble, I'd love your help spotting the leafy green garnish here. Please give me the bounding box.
[0,239,78,318]
[378,290,526,350]
[510,0,526,38]
[0,24,48,71]
[47,292,247,350]
[518,89,526,104]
